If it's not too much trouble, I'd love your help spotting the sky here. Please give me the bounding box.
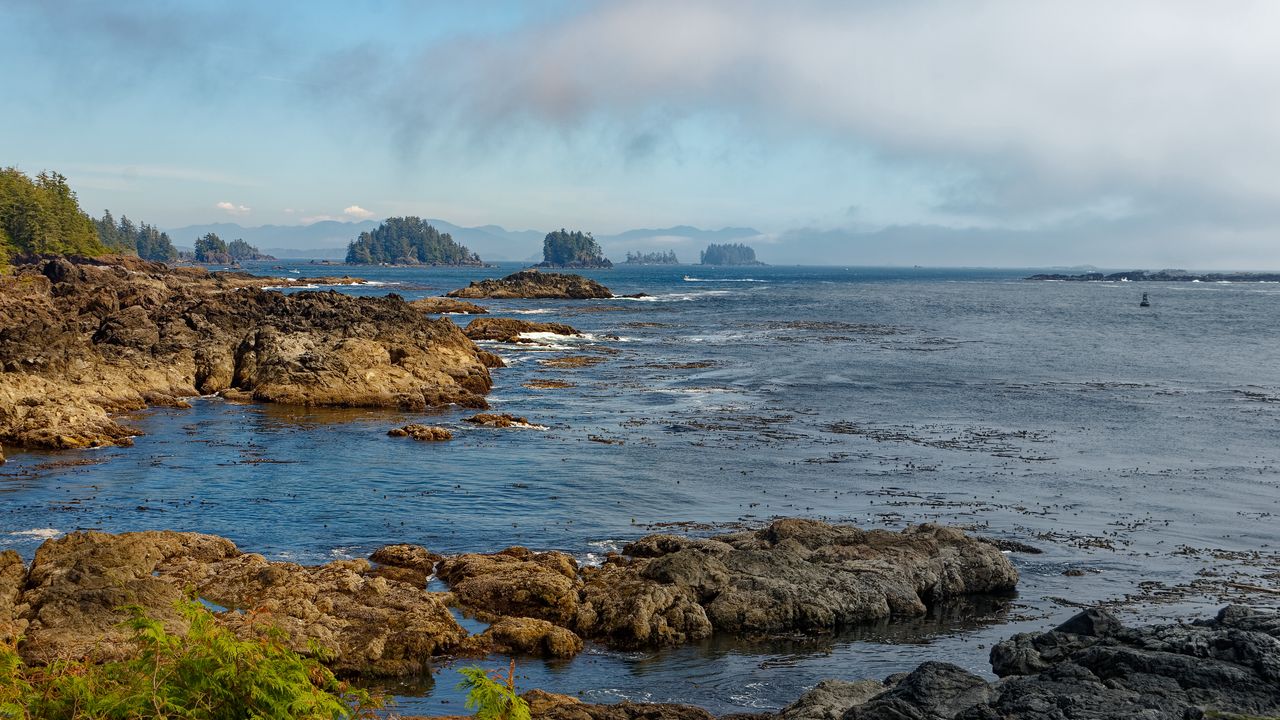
[3,0,1280,268]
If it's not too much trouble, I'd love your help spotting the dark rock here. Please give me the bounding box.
[446,270,613,299]
[463,317,581,343]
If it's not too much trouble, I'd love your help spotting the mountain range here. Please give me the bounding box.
[164,220,764,262]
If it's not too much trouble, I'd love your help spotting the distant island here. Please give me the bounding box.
[536,228,612,268]
[623,250,679,265]
[1028,269,1280,282]
[191,233,274,264]
[345,217,482,265]
[701,242,765,266]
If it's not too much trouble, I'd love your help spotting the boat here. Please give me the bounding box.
[1140,292,1150,307]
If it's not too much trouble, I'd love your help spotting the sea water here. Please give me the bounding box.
[3,262,1279,713]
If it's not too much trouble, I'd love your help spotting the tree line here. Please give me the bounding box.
[345,217,481,265]
[623,250,679,264]
[700,242,762,265]
[538,229,611,268]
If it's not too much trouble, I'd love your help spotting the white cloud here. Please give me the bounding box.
[392,0,1280,227]
[343,205,374,219]
[215,201,250,216]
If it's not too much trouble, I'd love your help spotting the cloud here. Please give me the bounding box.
[343,205,374,219]
[215,201,250,216]
[351,0,1280,230]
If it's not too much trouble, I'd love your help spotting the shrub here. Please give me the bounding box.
[0,600,379,719]
[456,661,530,720]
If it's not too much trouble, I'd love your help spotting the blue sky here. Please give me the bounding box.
[4,1,1280,267]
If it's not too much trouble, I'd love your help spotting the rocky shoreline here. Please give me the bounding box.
[0,520,1014,674]
[0,255,500,459]
[447,270,615,299]
[4,522,1275,719]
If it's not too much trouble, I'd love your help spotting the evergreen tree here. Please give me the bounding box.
[700,242,763,266]
[345,217,481,265]
[539,228,611,267]
[194,233,231,263]
[0,167,107,261]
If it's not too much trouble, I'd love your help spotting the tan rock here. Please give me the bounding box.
[0,550,27,644]
[388,424,454,441]
[464,616,584,658]
[463,317,581,343]
[437,547,583,626]
[408,297,489,315]
[447,270,613,300]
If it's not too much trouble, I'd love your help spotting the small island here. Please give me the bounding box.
[536,228,612,268]
[191,233,274,264]
[701,242,765,266]
[1027,269,1280,282]
[345,216,482,266]
[446,269,613,299]
[623,250,679,265]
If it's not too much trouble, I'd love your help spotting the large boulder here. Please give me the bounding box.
[0,550,28,644]
[436,547,584,626]
[446,270,613,299]
[18,530,239,663]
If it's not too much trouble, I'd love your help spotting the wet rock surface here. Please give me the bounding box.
[463,317,582,342]
[0,255,495,452]
[463,413,544,428]
[388,424,454,441]
[408,297,489,315]
[431,519,1017,650]
[0,550,28,643]
[446,270,614,299]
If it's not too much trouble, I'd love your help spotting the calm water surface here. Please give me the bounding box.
[3,263,1279,713]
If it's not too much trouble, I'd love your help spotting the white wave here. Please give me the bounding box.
[683,276,768,283]
[517,331,587,343]
[617,290,733,302]
[506,308,554,315]
[9,528,61,540]
[264,283,320,290]
[581,539,622,567]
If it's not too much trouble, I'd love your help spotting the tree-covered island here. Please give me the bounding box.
[345,216,482,265]
[536,229,612,268]
[623,250,679,265]
[700,242,765,266]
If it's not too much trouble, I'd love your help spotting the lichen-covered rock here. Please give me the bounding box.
[463,317,581,343]
[0,550,28,644]
[18,530,239,663]
[436,547,583,626]
[577,560,713,648]
[165,553,465,676]
[539,701,716,720]
[388,424,454,441]
[368,544,442,586]
[464,616,584,658]
[463,413,544,429]
[623,520,1018,637]
[447,270,613,299]
[0,256,495,453]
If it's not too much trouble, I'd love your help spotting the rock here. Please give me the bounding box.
[463,317,582,343]
[15,531,466,676]
[18,530,239,663]
[436,547,583,626]
[524,380,575,389]
[166,553,466,676]
[539,355,607,368]
[623,520,1018,637]
[0,550,27,643]
[777,679,887,720]
[368,544,442,586]
[522,688,584,714]
[464,616,584,658]
[408,297,489,315]
[463,413,541,429]
[476,349,506,368]
[0,256,496,453]
[446,270,613,299]
[539,702,716,720]
[845,662,993,720]
[388,424,453,441]
[577,561,713,648]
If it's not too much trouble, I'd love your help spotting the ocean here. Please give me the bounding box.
[3,262,1279,713]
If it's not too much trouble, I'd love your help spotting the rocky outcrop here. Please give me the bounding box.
[10,531,467,676]
[463,413,544,429]
[539,702,716,720]
[0,256,495,452]
[463,317,582,343]
[368,543,441,586]
[464,616,584,659]
[437,547,584,626]
[0,550,27,644]
[446,270,613,299]
[408,297,489,315]
[434,520,1016,651]
[777,680,887,720]
[388,424,454,441]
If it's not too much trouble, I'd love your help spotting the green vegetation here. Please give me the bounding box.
[539,229,611,268]
[228,238,273,261]
[0,168,107,266]
[345,217,481,265]
[700,242,763,266]
[623,250,678,265]
[0,600,378,720]
[456,662,530,720]
[94,211,178,262]
[194,233,231,263]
